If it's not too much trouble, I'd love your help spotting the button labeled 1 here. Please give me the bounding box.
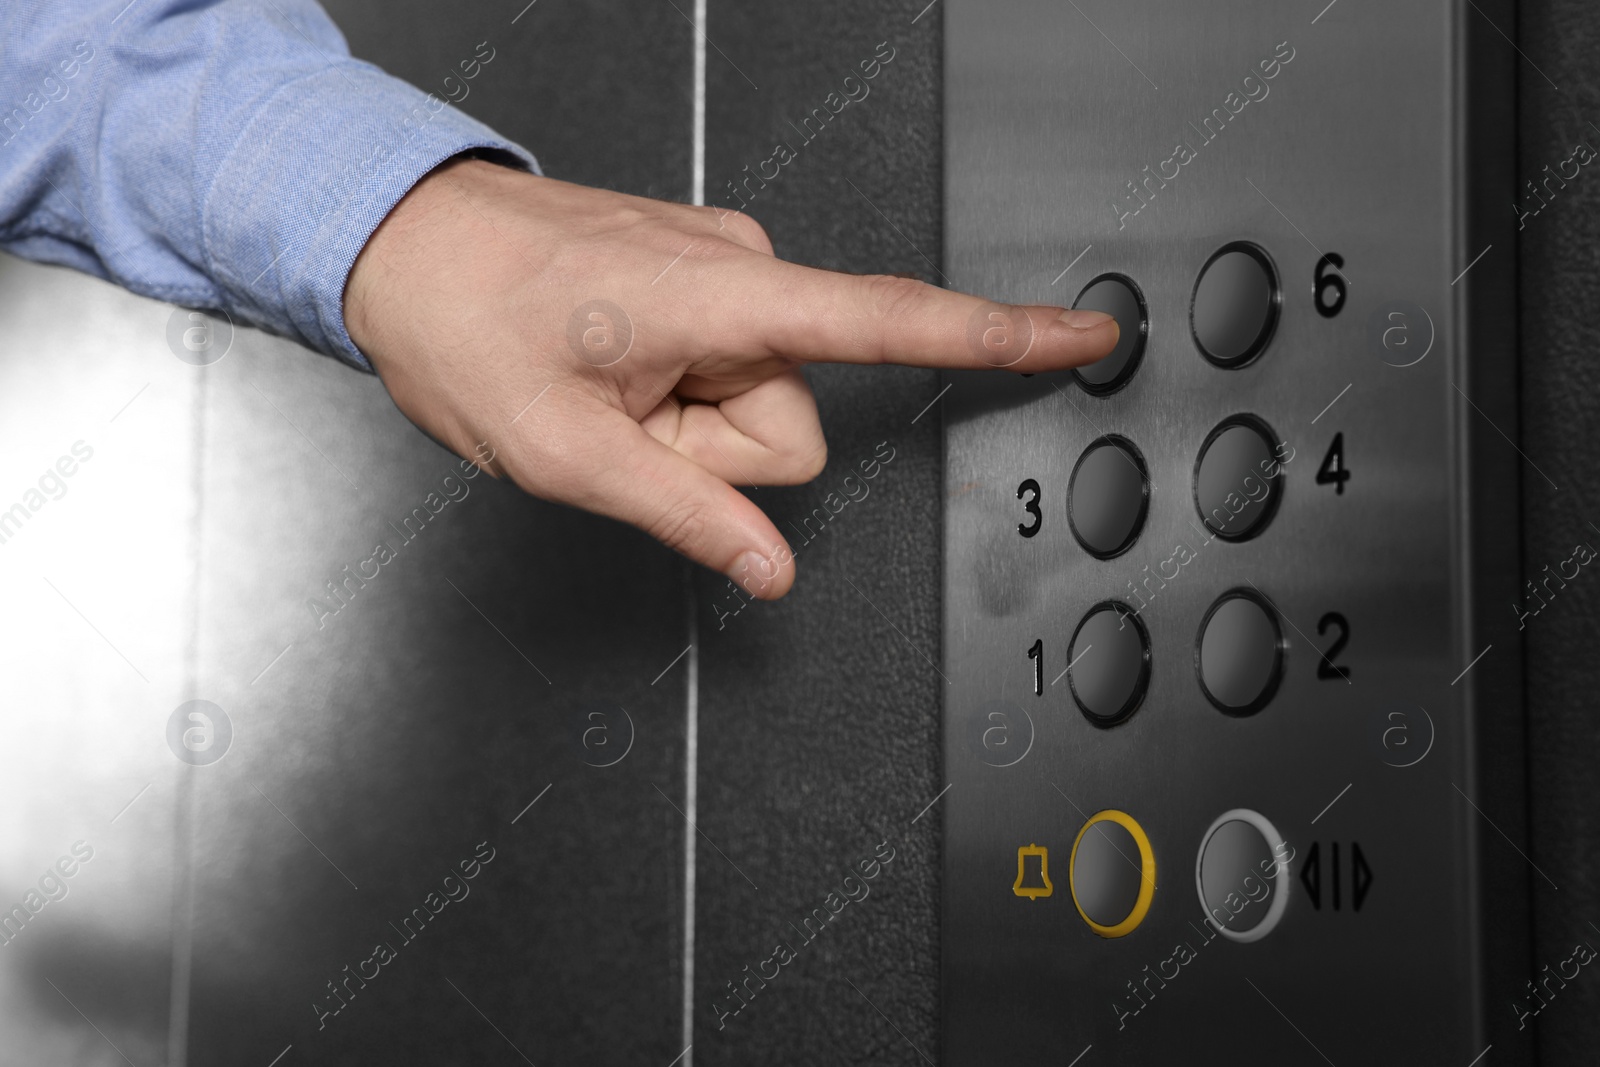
[1067,602,1151,727]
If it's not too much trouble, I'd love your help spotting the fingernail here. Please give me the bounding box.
[730,550,775,595]
[1057,309,1116,330]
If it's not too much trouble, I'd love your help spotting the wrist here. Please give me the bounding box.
[344,155,515,363]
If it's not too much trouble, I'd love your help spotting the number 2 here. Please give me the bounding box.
[1317,612,1351,680]
[1017,478,1042,538]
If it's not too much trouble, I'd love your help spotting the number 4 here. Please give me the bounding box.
[1316,433,1350,495]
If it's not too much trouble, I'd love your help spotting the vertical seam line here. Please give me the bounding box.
[681,5,707,1060]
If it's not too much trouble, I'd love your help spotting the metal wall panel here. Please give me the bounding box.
[943,1,1524,1062]
[0,258,197,1067]
[3,3,697,1065]
[176,2,697,1061]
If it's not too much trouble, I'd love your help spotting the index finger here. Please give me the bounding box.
[728,255,1120,372]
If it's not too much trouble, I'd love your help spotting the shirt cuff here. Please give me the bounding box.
[201,63,539,370]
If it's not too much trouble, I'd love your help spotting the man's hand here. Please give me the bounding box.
[344,157,1117,599]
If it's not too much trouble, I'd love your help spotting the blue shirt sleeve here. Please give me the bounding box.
[0,0,540,369]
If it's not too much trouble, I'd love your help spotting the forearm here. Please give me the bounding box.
[0,0,536,366]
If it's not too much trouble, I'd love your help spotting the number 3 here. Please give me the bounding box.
[1017,478,1042,538]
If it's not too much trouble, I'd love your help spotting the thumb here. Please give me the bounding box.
[576,407,796,599]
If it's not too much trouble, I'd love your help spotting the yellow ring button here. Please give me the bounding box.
[1069,809,1157,938]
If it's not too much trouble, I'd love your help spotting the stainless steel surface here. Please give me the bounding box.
[0,251,690,1066]
[0,256,197,1064]
[942,0,1519,1060]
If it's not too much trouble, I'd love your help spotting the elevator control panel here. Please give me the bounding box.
[942,1,1522,1062]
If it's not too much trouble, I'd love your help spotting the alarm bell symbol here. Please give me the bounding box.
[1013,843,1053,900]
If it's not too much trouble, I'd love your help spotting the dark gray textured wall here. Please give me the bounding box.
[692,4,945,1064]
[1519,0,1600,1063]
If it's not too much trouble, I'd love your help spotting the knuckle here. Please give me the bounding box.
[855,274,932,362]
[797,443,827,482]
[716,209,774,254]
[863,273,930,320]
[647,497,711,555]
[765,440,826,485]
[612,204,653,229]
[675,232,741,267]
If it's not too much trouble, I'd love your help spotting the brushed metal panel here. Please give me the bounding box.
[0,255,197,1067]
[942,1,1518,1061]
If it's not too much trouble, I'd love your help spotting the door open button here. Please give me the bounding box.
[1195,809,1291,943]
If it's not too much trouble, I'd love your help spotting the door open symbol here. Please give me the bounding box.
[1013,843,1053,900]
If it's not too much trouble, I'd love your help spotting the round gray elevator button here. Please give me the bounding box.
[1191,243,1278,367]
[1072,274,1147,394]
[1068,436,1149,559]
[1067,602,1150,726]
[1071,819,1144,927]
[1197,591,1283,715]
[1194,415,1283,540]
[1198,819,1274,934]
[1195,809,1291,943]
